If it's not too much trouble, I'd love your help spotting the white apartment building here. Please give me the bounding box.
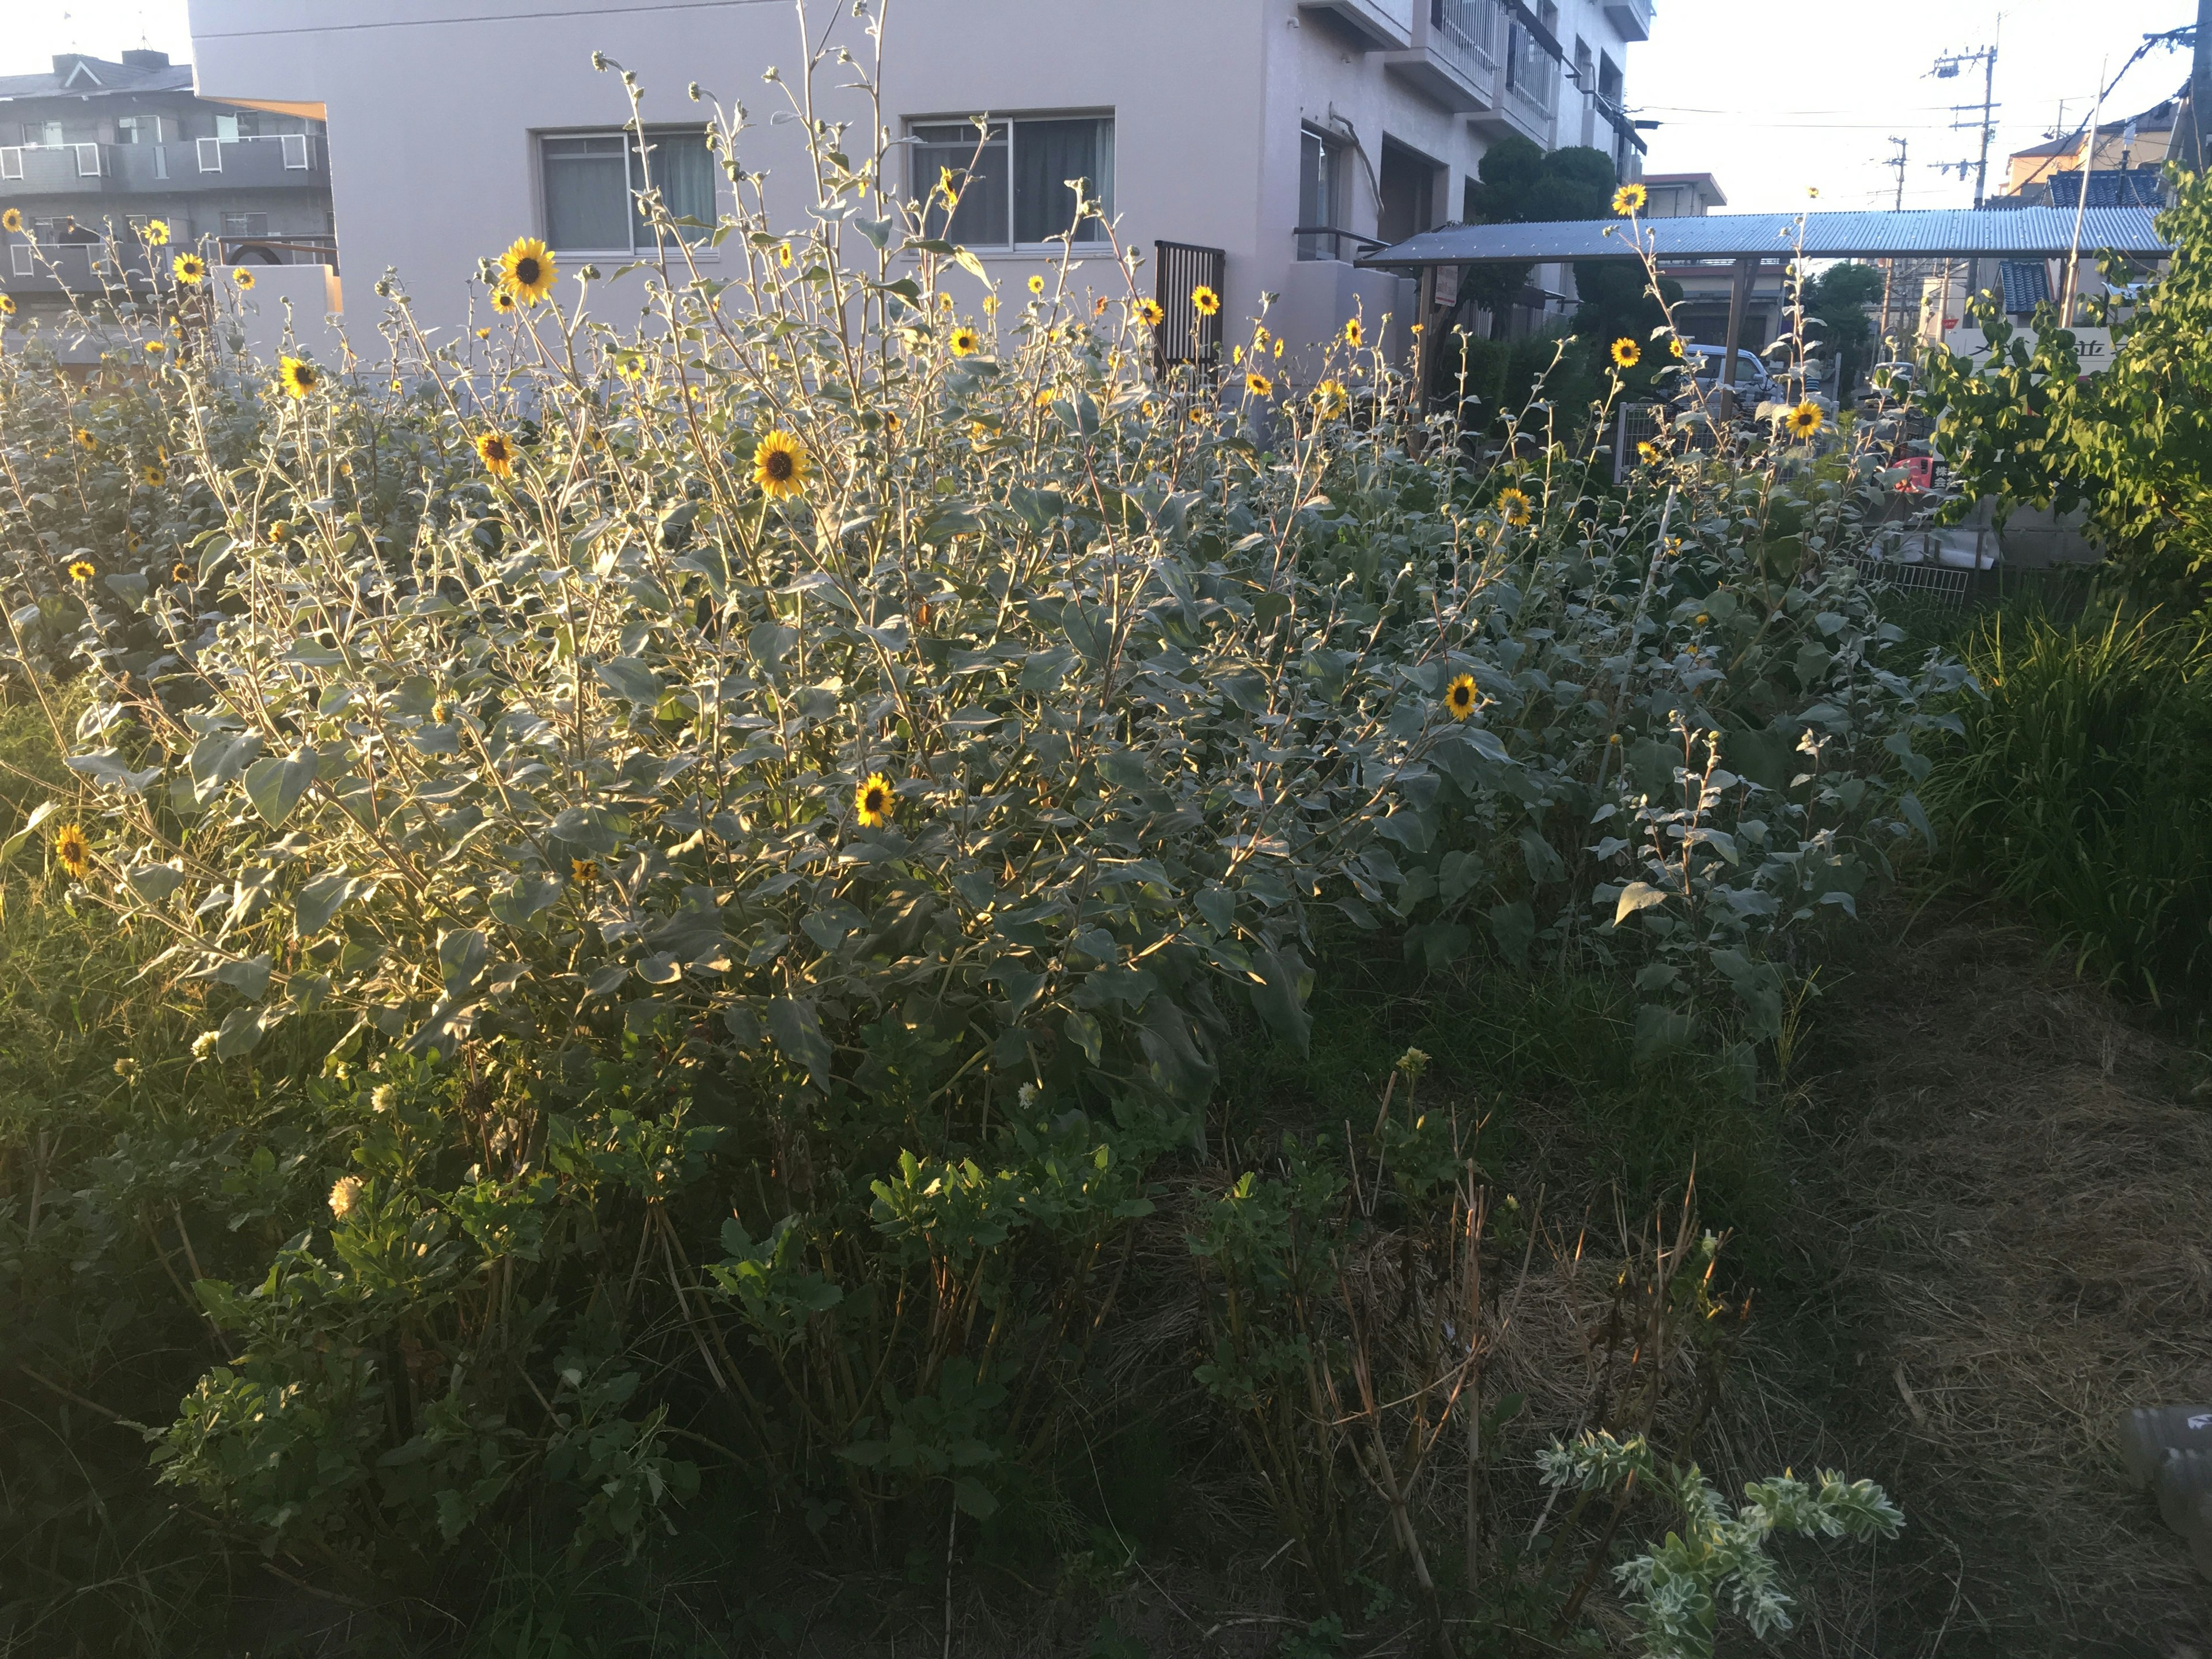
[185,0,1650,360]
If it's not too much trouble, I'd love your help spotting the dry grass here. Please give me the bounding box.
[1736,898,2212,1658]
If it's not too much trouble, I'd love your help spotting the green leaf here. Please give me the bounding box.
[243,746,317,827]
[1613,881,1669,925]
[767,997,835,1090]
[293,871,358,937]
[950,1476,999,1518]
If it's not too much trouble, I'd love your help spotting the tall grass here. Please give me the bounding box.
[1924,608,2212,1006]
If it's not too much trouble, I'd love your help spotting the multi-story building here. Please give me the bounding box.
[0,48,336,324]
[184,0,1650,362]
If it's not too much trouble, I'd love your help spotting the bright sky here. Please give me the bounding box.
[5,0,2198,217]
[1634,1,2196,213]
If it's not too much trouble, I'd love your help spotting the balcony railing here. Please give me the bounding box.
[1433,0,1503,76]
[222,232,339,271]
[1503,19,1559,132]
[1295,226,1388,263]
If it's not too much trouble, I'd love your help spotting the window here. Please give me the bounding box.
[215,113,240,143]
[23,122,61,148]
[118,115,160,145]
[280,132,310,169]
[197,137,223,173]
[1298,128,1348,261]
[539,128,716,252]
[73,143,101,178]
[911,115,1113,248]
[224,213,270,240]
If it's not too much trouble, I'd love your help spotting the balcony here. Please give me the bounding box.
[1384,0,1504,113]
[0,134,327,200]
[1298,0,1414,50]
[0,143,119,199]
[1471,21,1558,143]
[1,240,158,297]
[1605,0,1653,42]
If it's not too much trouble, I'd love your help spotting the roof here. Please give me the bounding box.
[2051,168,2164,209]
[1997,260,2052,314]
[0,52,193,102]
[1641,172,1729,207]
[1360,206,2172,267]
[2010,96,2182,159]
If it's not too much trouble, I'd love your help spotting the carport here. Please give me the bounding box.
[1359,205,2171,407]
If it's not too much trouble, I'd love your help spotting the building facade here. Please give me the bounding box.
[0,49,335,323]
[184,0,1650,360]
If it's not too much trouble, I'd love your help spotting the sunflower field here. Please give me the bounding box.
[0,46,1941,1658]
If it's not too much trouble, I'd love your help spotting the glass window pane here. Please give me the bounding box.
[912,125,1009,247]
[1014,118,1110,245]
[632,128,716,247]
[543,135,631,250]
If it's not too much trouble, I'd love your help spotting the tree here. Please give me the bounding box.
[1801,263,1884,397]
[1461,138,1621,329]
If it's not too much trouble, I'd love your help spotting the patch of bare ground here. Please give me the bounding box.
[1733,897,2212,1658]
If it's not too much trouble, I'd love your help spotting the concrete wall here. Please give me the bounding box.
[187,0,1642,365]
[215,260,344,366]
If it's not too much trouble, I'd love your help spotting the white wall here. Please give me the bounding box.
[186,0,1641,363]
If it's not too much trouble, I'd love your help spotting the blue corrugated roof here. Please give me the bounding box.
[1360,206,2171,267]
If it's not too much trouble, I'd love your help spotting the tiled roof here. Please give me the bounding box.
[1363,206,2171,267]
[2050,168,2164,209]
[1997,260,2052,314]
[0,55,194,102]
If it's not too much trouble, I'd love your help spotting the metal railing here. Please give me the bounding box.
[1432,0,1503,74]
[1295,226,1387,263]
[1504,18,1558,123]
[220,233,339,271]
[1153,240,1225,373]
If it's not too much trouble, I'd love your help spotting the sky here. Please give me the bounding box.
[2,0,2199,216]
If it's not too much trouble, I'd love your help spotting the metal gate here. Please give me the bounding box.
[1153,240,1225,377]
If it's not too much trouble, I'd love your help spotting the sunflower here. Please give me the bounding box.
[67,558,95,583]
[0,294,13,317]
[1668,336,1685,359]
[140,465,165,487]
[1694,612,1710,626]
[1610,337,1641,369]
[570,857,599,885]
[475,430,515,477]
[267,520,291,543]
[143,339,166,355]
[499,236,555,304]
[854,772,895,828]
[490,286,518,314]
[949,326,981,357]
[1313,378,1350,418]
[752,429,809,499]
[277,355,319,398]
[1093,294,1110,317]
[1191,285,1220,317]
[1245,370,1273,397]
[171,560,193,583]
[475,327,491,339]
[232,266,255,290]
[982,295,999,316]
[1496,487,1532,528]
[1785,400,1824,439]
[1028,274,1045,296]
[172,252,206,285]
[1344,317,1364,348]
[141,218,168,245]
[1136,297,1164,327]
[1636,440,1660,464]
[1612,181,1647,215]
[52,823,90,878]
[73,427,97,452]
[328,1175,362,1220]
[1444,673,1478,720]
[0,208,20,234]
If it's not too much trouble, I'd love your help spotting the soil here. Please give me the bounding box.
[1748,897,2212,1658]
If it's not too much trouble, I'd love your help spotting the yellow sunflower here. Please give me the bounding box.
[232,266,255,290]
[854,772,895,828]
[1785,400,1824,439]
[1610,337,1641,369]
[1636,440,1660,464]
[1136,297,1164,327]
[52,823,90,878]
[1245,370,1273,397]
[1191,284,1220,317]
[267,520,291,543]
[143,339,166,355]
[1344,317,1364,348]
[140,465,165,487]
[570,857,599,885]
[949,326,980,357]
[141,218,168,245]
[1668,336,1685,359]
[1313,378,1350,418]
[73,427,97,452]
[777,242,794,268]
[475,430,515,477]
[1444,673,1478,720]
[277,356,319,398]
[171,560,193,583]
[67,558,96,583]
[1612,181,1647,215]
[0,208,21,234]
[172,252,206,285]
[1028,274,1045,295]
[1093,294,1111,317]
[1496,487,1533,527]
[0,294,14,317]
[752,429,809,500]
[490,286,518,315]
[499,236,555,304]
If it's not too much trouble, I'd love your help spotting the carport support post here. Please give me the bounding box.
[1719,255,1755,418]
[1415,264,1440,414]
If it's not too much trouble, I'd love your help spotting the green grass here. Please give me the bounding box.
[1921,604,2212,1009]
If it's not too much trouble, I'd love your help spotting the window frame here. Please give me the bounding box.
[906,111,1116,253]
[533,124,721,259]
[1297,125,1351,263]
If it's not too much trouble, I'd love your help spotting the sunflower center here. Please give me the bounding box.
[764,449,794,481]
[865,788,887,813]
[514,257,540,286]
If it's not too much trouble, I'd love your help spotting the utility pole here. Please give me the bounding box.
[2194,0,2211,170]
[1879,137,1907,347]
[1933,26,2002,206]
[1886,135,1910,208]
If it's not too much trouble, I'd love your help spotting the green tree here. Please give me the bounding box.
[1461,138,1620,328]
[1802,263,1883,396]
